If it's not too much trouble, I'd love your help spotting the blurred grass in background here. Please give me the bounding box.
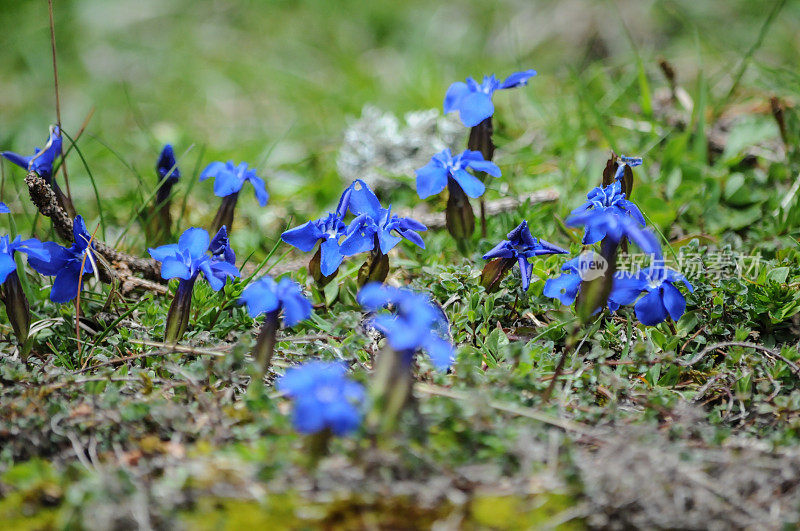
[0,0,798,253]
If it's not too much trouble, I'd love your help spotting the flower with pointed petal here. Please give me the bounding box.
[281,186,351,277]
[278,361,365,436]
[1,126,62,182]
[609,263,693,325]
[339,179,426,256]
[148,227,240,291]
[27,216,97,303]
[200,161,268,206]
[482,221,568,291]
[0,202,9,213]
[358,283,453,370]
[444,70,537,127]
[415,149,500,199]
[240,275,312,326]
[568,181,647,245]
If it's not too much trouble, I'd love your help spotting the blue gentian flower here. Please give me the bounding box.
[415,149,501,199]
[569,181,646,245]
[200,161,269,206]
[27,216,97,303]
[482,220,568,291]
[566,186,658,255]
[444,70,537,127]
[240,275,312,326]
[277,361,365,436]
[148,227,240,291]
[0,202,9,213]
[0,236,49,285]
[1,125,62,182]
[281,187,351,277]
[358,283,454,370]
[339,179,426,256]
[609,264,693,325]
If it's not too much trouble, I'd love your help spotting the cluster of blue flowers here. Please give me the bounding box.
[282,179,426,279]
[543,157,692,325]
[0,68,697,442]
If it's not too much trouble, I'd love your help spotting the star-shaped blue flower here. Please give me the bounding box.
[569,181,647,245]
[415,149,501,199]
[339,179,426,256]
[240,275,312,326]
[277,361,365,436]
[1,126,62,182]
[609,264,693,325]
[358,283,454,370]
[444,70,537,127]
[281,187,351,276]
[0,235,49,285]
[482,221,568,291]
[200,161,268,207]
[148,227,240,291]
[27,216,97,303]
[0,202,9,214]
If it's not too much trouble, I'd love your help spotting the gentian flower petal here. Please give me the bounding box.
[281,221,325,252]
[159,258,192,280]
[415,162,449,199]
[543,273,582,306]
[608,274,648,306]
[443,81,470,114]
[50,266,82,303]
[240,279,280,317]
[0,202,9,214]
[457,91,495,127]
[319,237,345,276]
[465,158,501,177]
[178,228,211,260]
[500,69,537,89]
[0,253,16,284]
[211,169,243,197]
[661,282,687,321]
[634,289,668,326]
[148,244,180,262]
[346,179,382,218]
[247,174,269,207]
[451,169,486,198]
[199,161,226,181]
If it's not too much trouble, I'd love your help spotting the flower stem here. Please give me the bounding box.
[164,277,196,343]
[210,192,239,236]
[252,310,279,380]
[468,117,494,239]
[445,180,474,253]
[357,244,389,287]
[1,270,32,358]
[367,348,414,436]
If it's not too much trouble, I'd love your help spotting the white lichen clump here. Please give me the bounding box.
[337,105,463,190]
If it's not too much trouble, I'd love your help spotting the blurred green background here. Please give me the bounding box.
[1,0,798,253]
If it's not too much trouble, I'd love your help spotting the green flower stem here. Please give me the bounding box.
[467,117,494,238]
[367,348,414,436]
[445,179,474,254]
[1,270,32,357]
[210,192,239,236]
[252,309,280,381]
[164,276,196,343]
[543,240,619,401]
[357,240,389,288]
